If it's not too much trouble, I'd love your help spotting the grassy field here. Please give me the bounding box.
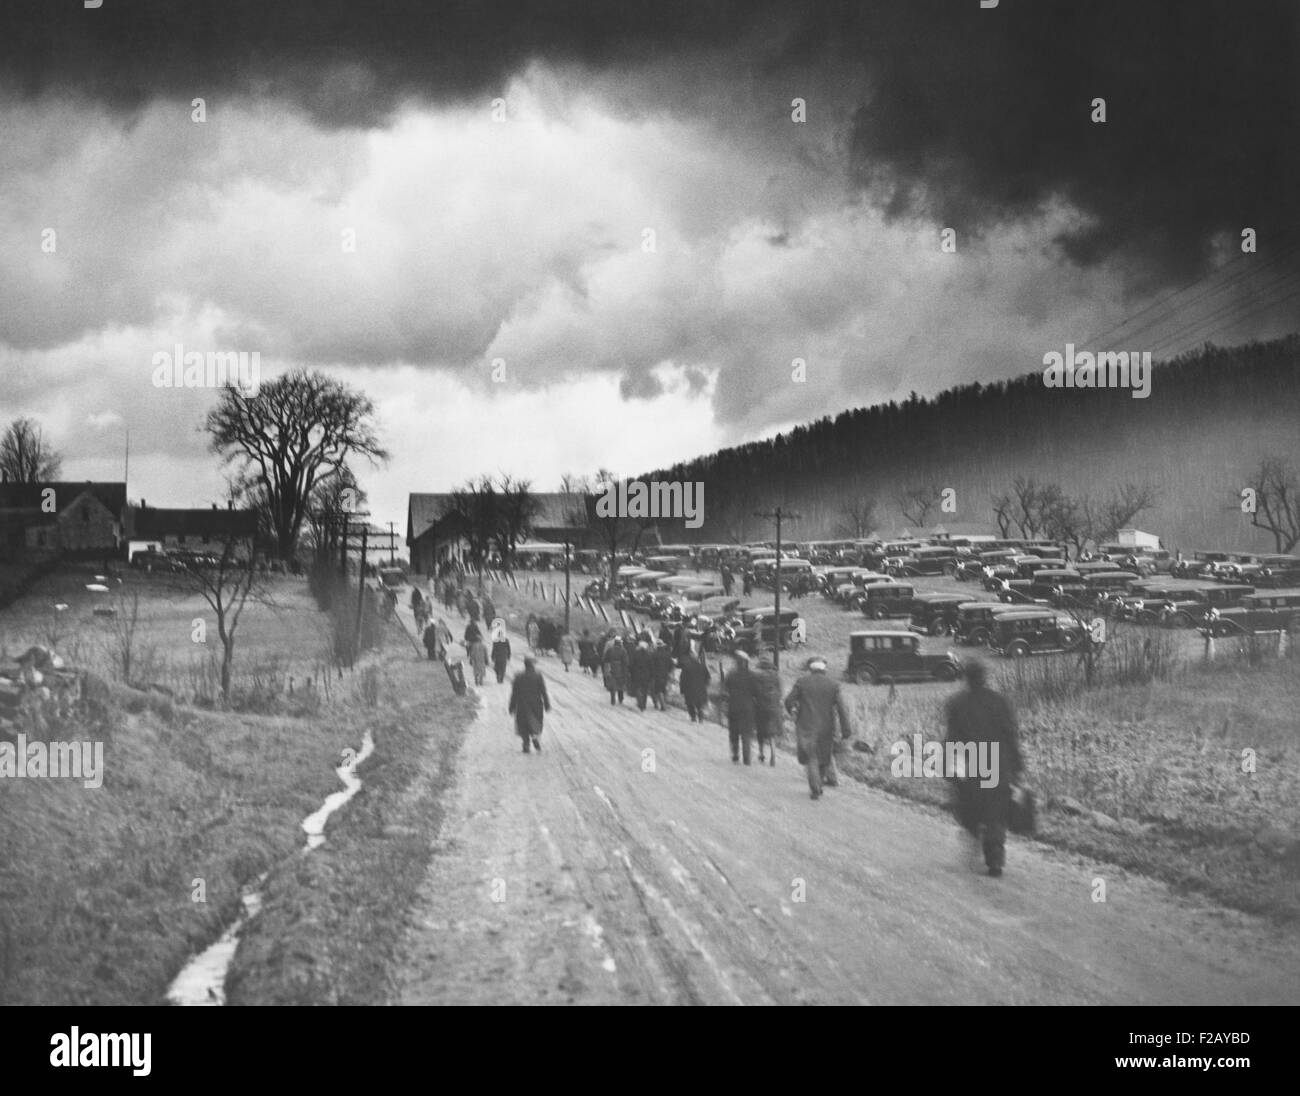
[478,567,1300,921]
[0,562,473,1004]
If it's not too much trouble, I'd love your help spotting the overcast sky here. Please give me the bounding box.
[1,0,1296,537]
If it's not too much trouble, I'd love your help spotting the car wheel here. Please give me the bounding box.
[1008,640,1030,658]
[929,619,947,637]
[970,628,989,647]
[934,662,958,682]
[1171,612,1193,629]
[872,606,888,620]
[944,563,959,577]
[860,663,879,685]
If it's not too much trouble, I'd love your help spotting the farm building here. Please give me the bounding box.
[0,481,127,561]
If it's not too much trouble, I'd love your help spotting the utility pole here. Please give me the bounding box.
[354,523,368,664]
[754,507,800,671]
[564,540,572,634]
[389,521,396,563]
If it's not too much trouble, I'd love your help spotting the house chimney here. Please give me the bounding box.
[212,502,218,510]
[228,500,233,510]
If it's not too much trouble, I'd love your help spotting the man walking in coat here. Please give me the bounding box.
[602,635,628,704]
[944,659,1024,877]
[629,640,654,711]
[784,656,853,798]
[679,649,711,722]
[509,657,551,754]
[723,650,761,765]
[650,639,674,711]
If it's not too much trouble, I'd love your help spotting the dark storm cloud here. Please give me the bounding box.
[837,0,1300,286]
[0,0,771,122]
[3,0,1295,289]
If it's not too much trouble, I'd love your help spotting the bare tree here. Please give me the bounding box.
[990,493,1014,538]
[170,534,268,703]
[1094,482,1159,543]
[105,585,143,684]
[493,474,541,567]
[443,477,499,588]
[836,498,877,539]
[0,417,62,482]
[590,469,655,588]
[894,483,939,529]
[206,369,388,562]
[1010,476,1044,538]
[304,466,366,564]
[1246,458,1300,552]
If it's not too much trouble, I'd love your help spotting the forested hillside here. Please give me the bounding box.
[649,336,1300,553]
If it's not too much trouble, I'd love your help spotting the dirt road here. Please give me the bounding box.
[395,645,1300,1005]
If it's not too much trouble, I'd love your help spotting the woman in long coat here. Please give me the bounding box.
[508,658,551,754]
[491,634,512,683]
[602,636,629,705]
[557,629,575,672]
[577,629,598,675]
[468,636,489,685]
[679,651,711,722]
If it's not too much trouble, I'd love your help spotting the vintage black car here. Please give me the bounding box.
[858,582,915,620]
[988,609,1085,657]
[726,607,801,652]
[953,601,1022,646]
[1076,570,1141,607]
[888,546,959,577]
[908,593,967,636]
[1201,589,1300,637]
[845,630,963,685]
[1169,551,1231,579]
[1157,583,1255,627]
[1014,557,1069,579]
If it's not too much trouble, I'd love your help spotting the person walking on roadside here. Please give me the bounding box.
[944,658,1024,878]
[721,565,734,597]
[422,620,445,662]
[679,649,711,723]
[784,656,853,799]
[602,635,628,705]
[468,635,489,685]
[464,617,483,646]
[578,629,597,675]
[722,650,761,765]
[509,657,551,754]
[491,632,512,684]
[753,653,784,766]
[742,569,754,597]
[557,628,575,672]
[650,639,673,711]
[629,640,654,711]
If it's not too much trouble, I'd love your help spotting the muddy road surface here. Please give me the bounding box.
[395,650,1300,1005]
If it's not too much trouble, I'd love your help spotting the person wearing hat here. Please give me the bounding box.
[723,649,761,765]
[943,658,1024,877]
[784,656,853,798]
[753,652,784,766]
[602,634,629,705]
[678,648,711,723]
[509,656,551,754]
[650,638,674,711]
[629,640,654,711]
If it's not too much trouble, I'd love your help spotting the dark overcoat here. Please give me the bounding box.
[784,672,852,766]
[509,668,550,738]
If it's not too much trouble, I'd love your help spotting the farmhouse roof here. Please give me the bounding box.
[0,481,127,516]
[130,506,258,540]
